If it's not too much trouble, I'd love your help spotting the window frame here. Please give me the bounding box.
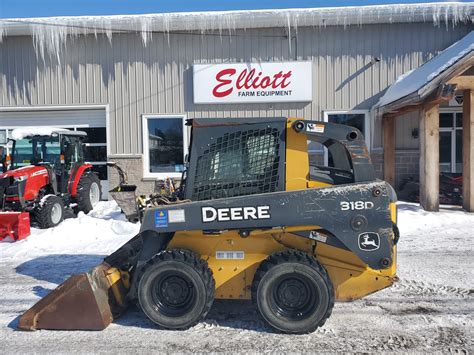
[142,114,188,179]
[322,110,371,166]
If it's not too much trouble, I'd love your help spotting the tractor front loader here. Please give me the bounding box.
[18,118,399,334]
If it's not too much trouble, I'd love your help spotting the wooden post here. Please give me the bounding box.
[419,103,439,211]
[383,115,396,186]
[463,89,474,212]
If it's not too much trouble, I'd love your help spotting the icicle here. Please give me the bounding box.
[286,12,291,55]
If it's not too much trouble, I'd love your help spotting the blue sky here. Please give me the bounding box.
[0,0,469,18]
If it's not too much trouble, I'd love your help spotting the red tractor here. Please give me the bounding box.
[0,127,101,237]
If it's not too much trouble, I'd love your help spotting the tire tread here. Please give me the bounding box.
[136,249,215,330]
[76,172,101,214]
[34,195,65,229]
[251,249,335,334]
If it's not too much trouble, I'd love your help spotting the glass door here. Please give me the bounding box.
[439,112,462,174]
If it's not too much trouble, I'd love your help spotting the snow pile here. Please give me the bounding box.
[0,3,472,60]
[0,201,140,263]
[376,30,474,108]
[396,201,474,253]
[10,127,74,140]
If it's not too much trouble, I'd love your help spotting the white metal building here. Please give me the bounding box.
[0,3,473,207]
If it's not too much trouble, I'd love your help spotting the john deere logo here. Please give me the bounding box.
[358,232,380,251]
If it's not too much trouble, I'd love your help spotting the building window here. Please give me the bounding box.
[317,110,370,165]
[439,111,462,174]
[323,110,370,147]
[142,115,188,179]
[80,127,108,181]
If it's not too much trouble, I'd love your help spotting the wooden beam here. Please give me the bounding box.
[384,85,452,119]
[463,89,474,212]
[419,103,439,212]
[449,75,474,91]
[383,115,396,187]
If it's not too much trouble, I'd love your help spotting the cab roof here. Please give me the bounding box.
[10,127,87,140]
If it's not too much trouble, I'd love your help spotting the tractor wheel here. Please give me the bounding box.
[76,173,101,214]
[137,249,215,330]
[252,250,334,334]
[34,195,65,229]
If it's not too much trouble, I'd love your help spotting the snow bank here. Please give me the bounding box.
[0,3,472,60]
[397,201,474,252]
[10,127,73,140]
[376,30,474,108]
[0,201,140,263]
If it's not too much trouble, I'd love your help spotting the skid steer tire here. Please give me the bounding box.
[76,173,101,214]
[137,249,215,330]
[34,195,65,229]
[252,250,334,334]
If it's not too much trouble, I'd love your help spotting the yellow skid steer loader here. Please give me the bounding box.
[18,118,399,334]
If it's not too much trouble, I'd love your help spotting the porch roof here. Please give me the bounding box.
[375,31,474,115]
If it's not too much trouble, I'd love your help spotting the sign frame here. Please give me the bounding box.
[193,61,313,104]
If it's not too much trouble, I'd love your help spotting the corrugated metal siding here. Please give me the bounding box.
[0,109,106,127]
[0,22,471,154]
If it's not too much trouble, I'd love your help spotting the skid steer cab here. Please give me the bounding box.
[0,127,101,232]
[19,118,399,334]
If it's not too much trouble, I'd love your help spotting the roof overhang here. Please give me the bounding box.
[374,31,474,117]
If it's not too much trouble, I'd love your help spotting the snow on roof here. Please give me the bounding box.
[10,127,76,140]
[0,3,472,60]
[376,30,474,110]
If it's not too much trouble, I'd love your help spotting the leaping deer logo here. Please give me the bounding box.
[358,233,380,251]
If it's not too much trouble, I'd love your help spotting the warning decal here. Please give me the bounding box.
[154,210,169,228]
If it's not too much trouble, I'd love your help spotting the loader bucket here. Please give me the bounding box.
[18,262,129,331]
[109,184,139,222]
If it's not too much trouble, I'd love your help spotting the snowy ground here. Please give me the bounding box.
[0,201,472,353]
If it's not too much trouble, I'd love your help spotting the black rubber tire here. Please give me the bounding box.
[137,249,215,330]
[76,173,101,214]
[34,195,65,229]
[252,250,334,334]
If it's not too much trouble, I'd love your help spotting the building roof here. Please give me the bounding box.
[1,3,472,40]
[375,30,474,113]
[1,3,472,61]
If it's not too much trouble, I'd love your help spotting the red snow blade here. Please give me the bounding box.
[18,263,129,331]
[0,212,30,241]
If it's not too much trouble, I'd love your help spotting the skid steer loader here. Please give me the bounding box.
[18,118,399,334]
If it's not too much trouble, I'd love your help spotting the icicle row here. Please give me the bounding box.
[0,3,472,61]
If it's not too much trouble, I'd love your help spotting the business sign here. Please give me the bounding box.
[193,61,312,104]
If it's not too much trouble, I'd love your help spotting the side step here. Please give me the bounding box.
[18,263,129,331]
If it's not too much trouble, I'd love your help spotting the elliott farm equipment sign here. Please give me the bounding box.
[193,62,312,104]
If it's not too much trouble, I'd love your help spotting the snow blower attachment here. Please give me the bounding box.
[18,118,399,334]
[0,212,30,241]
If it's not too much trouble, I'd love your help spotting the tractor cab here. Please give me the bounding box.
[6,128,87,194]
